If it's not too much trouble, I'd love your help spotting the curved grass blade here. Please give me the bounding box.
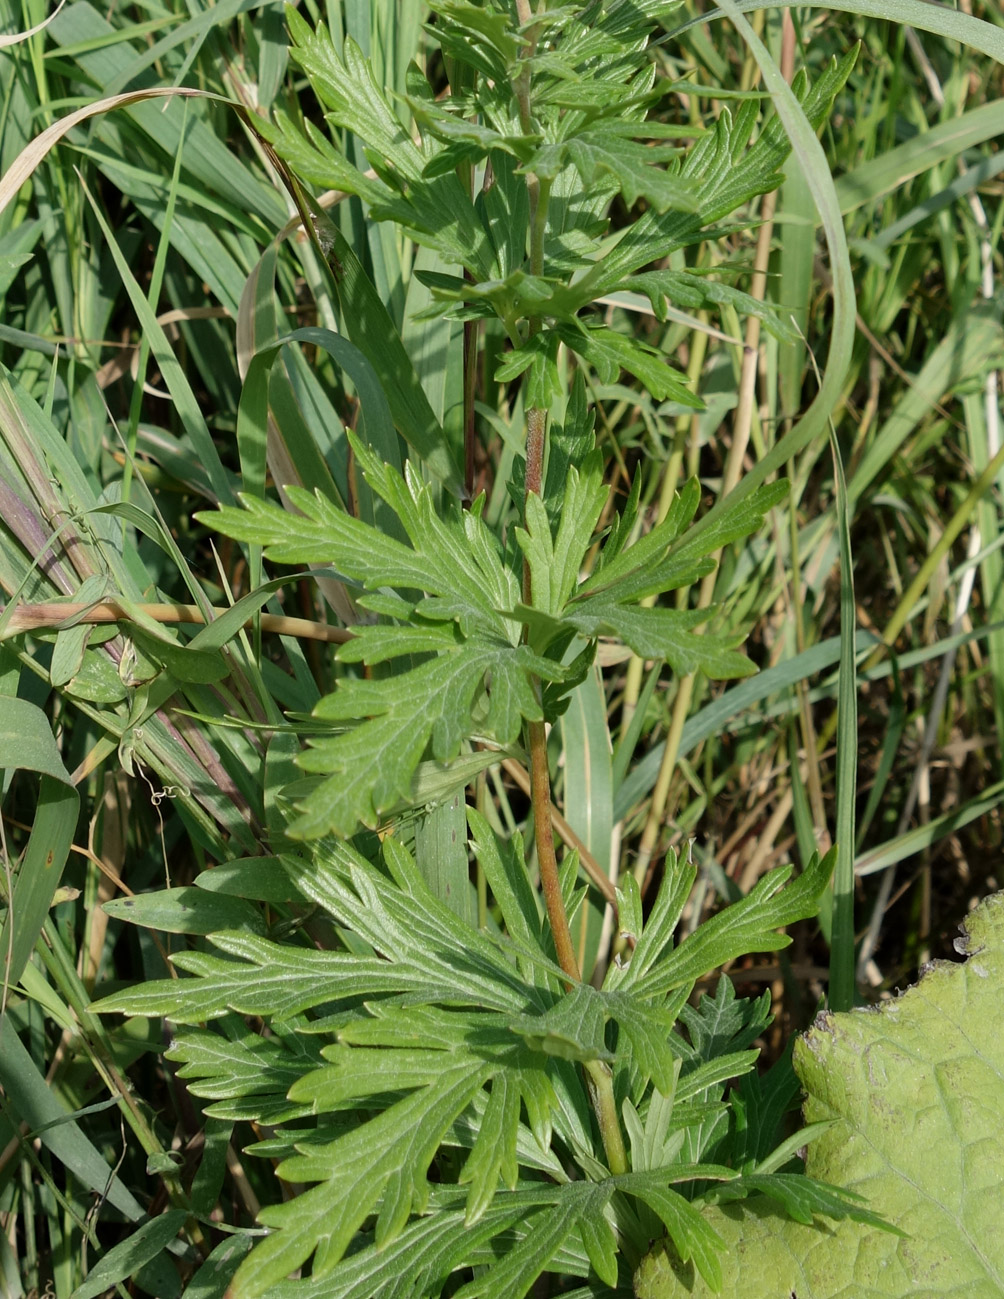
[0,697,78,991]
[685,0,856,545]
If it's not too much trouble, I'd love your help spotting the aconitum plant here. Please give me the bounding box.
[95,3,890,1295]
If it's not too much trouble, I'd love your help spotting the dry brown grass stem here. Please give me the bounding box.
[1,601,353,644]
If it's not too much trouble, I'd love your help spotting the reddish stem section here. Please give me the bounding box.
[528,718,580,983]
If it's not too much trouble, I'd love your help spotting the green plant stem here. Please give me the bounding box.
[508,0,629,1183]
[585,1060,629,1175]
[529,174,552,283]
[528,717,580,982]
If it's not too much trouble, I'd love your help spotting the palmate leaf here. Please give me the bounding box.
[164,1025,318,1124]
[96,821,853,1297]
[278,1040,544,1246]
[97,840,574,1298]
[495,322,700,405]
[556,321,703,404]
[551,477,790,678]
[93,933,440,1024]
[263,1195,536,1299]
[508,985,612,1065]
[428,0,700,220]
[677,975,772,1064]
[568,52,858,303]
[337,1003,561,1161]
[516,459,786,676]
[531,131,693,213]
[204,436,520,640]
[95,844,540,1026]
[256,109,389,206]
[146,846,624,1297]
[606,845,834,1000]
[626,269,799,342]
[281,12,496,277]
[592,476,701,588]
[708,1173,888,1229]
[452,1166,748,1299]
[296,630,561,836]
[283,13,422,183]
[277,1154,877,1299]
[630,848,835,1000]
[565,599,755,678]
[584,478,789,604]
[267,6,853,348]
[239,1062,493,1296]
[263,1183,599,1299]
[428,0,525,85]
[516,454,608,619]
[207,428,785,833]
[204,432,562,836]
[454,1182,616,1299]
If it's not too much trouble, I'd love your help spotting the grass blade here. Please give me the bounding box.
[0,1019,144,1222]
[688,0,855,544]
[828,429,856,1011]
[0,697,78,990]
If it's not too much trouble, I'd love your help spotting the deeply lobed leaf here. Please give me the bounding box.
[206,431,787,832]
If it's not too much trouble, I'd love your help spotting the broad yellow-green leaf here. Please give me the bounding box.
[636,892,1004,1298]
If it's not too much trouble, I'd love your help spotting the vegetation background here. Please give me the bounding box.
[1,0,1003,1295]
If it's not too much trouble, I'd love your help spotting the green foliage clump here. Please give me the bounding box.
[4,0,1003,1296]
[96,822,870,1297]
[206,430,787,837]
[90,4,882,1295]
